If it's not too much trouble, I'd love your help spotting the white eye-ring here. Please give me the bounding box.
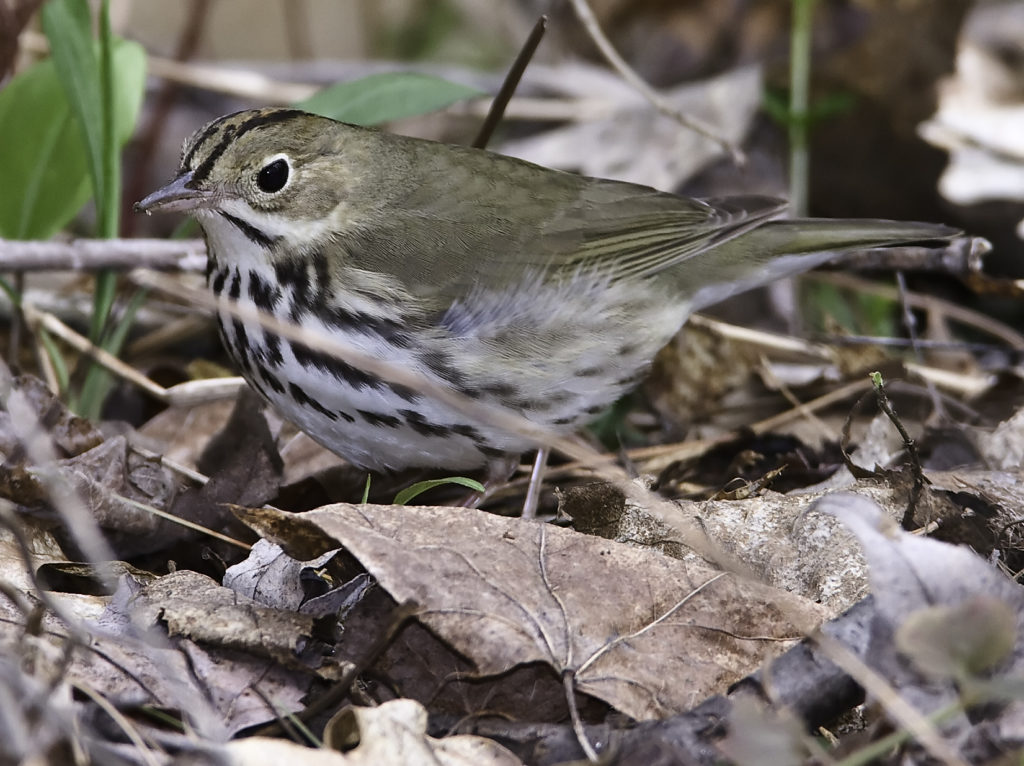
[256,153,291,194]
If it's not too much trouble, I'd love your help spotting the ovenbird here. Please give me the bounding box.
[136,108,957,497]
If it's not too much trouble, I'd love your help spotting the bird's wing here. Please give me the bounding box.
[339,137,786,303]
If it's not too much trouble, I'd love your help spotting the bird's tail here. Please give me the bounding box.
[681,217,967,313]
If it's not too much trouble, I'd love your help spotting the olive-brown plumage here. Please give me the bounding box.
[137,108,958,481]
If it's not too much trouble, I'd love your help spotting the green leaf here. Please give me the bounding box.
[296,72,481,126]
[0,38,145,239]
[41,0,106,217]
[393,477,485,506]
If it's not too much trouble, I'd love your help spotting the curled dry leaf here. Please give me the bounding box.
[238,503,826,721]
[815,492,1024,754]
[131,569,326,669]
[324,699,523,765]
[0,375,104,458]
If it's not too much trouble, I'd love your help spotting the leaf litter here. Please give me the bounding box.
[4,316,1024,762]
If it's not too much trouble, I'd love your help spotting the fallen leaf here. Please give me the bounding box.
[131,569,329,670]
[217,699,522,765]
[814,492,1024,752]
[239,503,825,720]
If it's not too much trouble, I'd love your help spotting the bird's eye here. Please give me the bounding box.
[256,157,289,193]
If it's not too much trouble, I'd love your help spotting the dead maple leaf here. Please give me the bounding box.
[239,503,825,720]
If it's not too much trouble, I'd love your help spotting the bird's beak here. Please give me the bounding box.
[134,171,213,215]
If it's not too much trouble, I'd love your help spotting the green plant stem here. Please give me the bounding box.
[77,288,147,417]
[89,0,117,345]
[789,0,815,217]
[37,328,70,393]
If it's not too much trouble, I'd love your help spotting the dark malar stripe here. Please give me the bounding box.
[221,212,279,248]
[189,109,305,184]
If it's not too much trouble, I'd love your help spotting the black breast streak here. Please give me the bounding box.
[210,266,229,296]
[249,271,282,313]
[398,408,452,438]
[227,270,241,301]
[289,382,339,421]
[288,339,386,392]
[356,409,402,429]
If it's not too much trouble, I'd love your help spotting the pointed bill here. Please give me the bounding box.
[134,171,215,215]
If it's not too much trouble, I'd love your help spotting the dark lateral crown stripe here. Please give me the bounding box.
[188,109,305,185]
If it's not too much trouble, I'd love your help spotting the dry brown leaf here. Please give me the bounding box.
[240,503,826,720]
[816,492,1024,753]
[131,569,326,669]
[562,480,875,614]
[135,398,237,471]
[0,375,103,458]
[220,699,522,765]
[500,65,761,191]
[325,699,523,765]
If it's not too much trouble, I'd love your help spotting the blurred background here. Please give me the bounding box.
[88,0,1017,270]
[7,0,1004,272]
[6,0,1021,269]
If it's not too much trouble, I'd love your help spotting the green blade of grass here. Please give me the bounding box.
[76,289,149,418]
[393,477,485,506]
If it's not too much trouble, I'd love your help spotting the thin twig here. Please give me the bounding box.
[870,372,928,528]
[757,354,838,440]
[563,671,600,762]
[473,15,547,149]
[20,30,317,103]
[0,238,207,272]
[565,0,744,164]
[24,303,170,401]
[73,682,165,766]
[22,301,245,407]
[8,271,24,366]
[115,493,250,551]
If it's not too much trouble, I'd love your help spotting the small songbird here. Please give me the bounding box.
[136,108,958,505]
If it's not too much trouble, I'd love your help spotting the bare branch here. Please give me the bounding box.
[0,238,207,272]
